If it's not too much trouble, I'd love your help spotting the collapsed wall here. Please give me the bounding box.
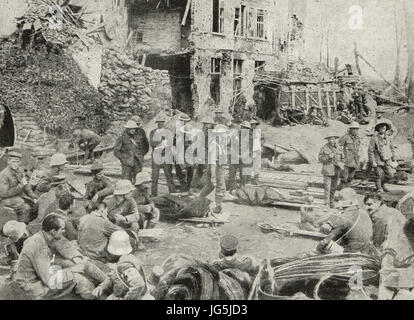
[99,48,172,137]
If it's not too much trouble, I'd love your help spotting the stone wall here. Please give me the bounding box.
[99,48,172,137]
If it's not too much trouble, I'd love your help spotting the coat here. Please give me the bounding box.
[0,167,25,200]
[105,196,140,227]
[74,129,101,148]
[114,132,145,168]
[318,143,344,176]
[338,133,361,169]
[368,133,395,166]
[133,128,149,158]
[85,175,114,201]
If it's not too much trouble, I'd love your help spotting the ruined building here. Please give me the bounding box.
[126,0,290,117]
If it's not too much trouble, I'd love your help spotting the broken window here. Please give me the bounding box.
[255,61,265,71]
[234,6,247,36]
[233,59,243,97]
[210,58,221,105]
[212,0,224,33]
[234,8,241,36]
[256,9,265,38]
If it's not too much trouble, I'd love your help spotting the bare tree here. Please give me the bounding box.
[404,0,414,101]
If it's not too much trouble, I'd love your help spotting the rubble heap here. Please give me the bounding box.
[99,48,172,137]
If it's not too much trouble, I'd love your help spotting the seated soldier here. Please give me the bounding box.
[105,180,140,234]
[0,150,36,224]
[13,214,98,300]
[211,235,260,278]
[130,172,160,230]
[72,126,102,165]
[35,153,67,196]
[54,193,78,241]
[85,161,114,209]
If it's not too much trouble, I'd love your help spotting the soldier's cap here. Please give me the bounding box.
[3,220,28,240]
[124,120,139,129]
[179,124,194,135]
[90,161,104,172]
[376,108,386,114]
[201,116,215,125]
[178,114,191,122]
[241,121,251,129]
[251,119,260,125]
[155,115,169,123]
[325,132,340,139]
[220,235,239,253]
[50,174,67,186]
[7,150,22,159]
[334,188,359,208]
[375,121,391,132]
[135,172,151,186]
[114,179,135,195]
[349,121,360,129]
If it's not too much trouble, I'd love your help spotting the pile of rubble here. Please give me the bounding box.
[99,48,172,137]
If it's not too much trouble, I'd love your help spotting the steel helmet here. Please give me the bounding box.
[124,120,139,129]
[114,179,135,195]
[50,153,67,167]
[241,121,251,129]
[179,124,193,134]
[135,172,151,186]
[212,124,228,134]
[3,220,28,240]
[178,114,191,122]
[349,122,360,129]
[131,115,142,127]
[107,230,133,256]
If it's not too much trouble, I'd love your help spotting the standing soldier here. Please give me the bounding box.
[130,115,150,165]
[175,124,195,192]
[200,124,228,214]
[368,122,396,193]
[72,126,102,165]
[150,115,175,196]
[318,133,344,208]
[0,150,35,223]
[338,122,361,188]
[114,120,145,185]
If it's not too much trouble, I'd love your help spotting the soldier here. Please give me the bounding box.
[368,122,396,193]
[72,126,102,165]
[189,116,215,193]
[85,160,114,206]
[178,114,191,124]
[114,120,145,185]
[130,115,150,165]
[200,124,228,214]
[150,115,176,196]
[338,122,361,188]
[318,133,344,208]
[105,180,140,234]
[35,153,67,196]
[131,172,160,230]
[0,151,36,223]
[214,106,229,125]
[174,124,195,192]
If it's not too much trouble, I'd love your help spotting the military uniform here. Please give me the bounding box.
[114,132,145,184]
[338,133,361,187]
[85,175,114,202]
[74,129,101,164]
[318,142,344,207]
[0,166,32,223]
[318,206,373,254]
[130,189,159,229]
[133,128,149,161]
[105,196,140,233]
[368,133,396,191]
[13,231,95,300]
[149,128,175,196]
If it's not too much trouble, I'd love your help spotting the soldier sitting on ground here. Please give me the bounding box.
[130,172,160,230]
[35,153,67,196]
[85,161,114,210]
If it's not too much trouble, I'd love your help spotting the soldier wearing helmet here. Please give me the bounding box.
[130,172,159,230]
[338,122,361,188]
[72,126,102,165]
[35,153,67,196]
[85,160,114,207]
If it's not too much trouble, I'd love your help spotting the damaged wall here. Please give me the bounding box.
[190,0,290,116]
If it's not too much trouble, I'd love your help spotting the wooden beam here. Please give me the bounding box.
[291,85,296,109]
[326,90,331,118]
[305,87,310,113]
[333,91,337,113]
[181,0,192,26]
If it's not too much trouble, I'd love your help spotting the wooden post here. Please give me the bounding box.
[326,89,331,118]
[317,86,323,110]
[354,41,362,76]
[291,86,296,109]
[333,91,337,114]
[305,87,310,114]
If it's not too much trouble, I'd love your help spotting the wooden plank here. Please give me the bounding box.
[333,91,337,113]
[265,225,325,239]
[305,87,310,113]
[179,217,229,224]
[181,0,192,25]
[272,201,319,209]
[326,90,331,118]
[291,85,296,109]
[318,86,323,109]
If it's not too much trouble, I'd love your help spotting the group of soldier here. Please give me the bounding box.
[319,107,397,208]
[337,83,371,125]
